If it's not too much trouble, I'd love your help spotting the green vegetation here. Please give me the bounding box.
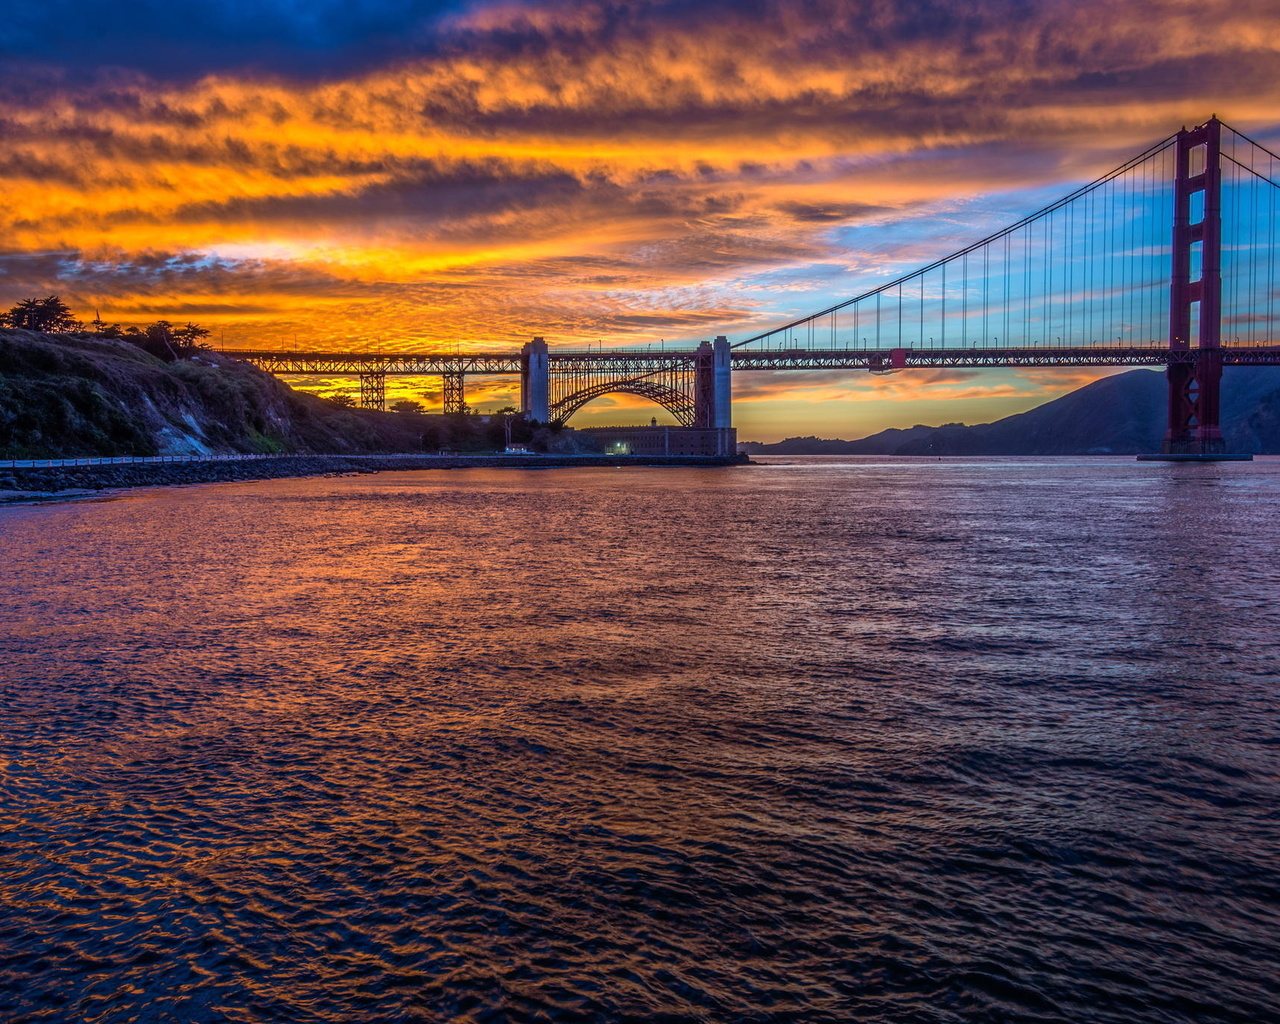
[1,295,212,363]
[0,296,599,459]
[0,323,596,460]
[418,407,593,454]
[0,296,82,333]
[0,329,427,459]
[424,409,533,452]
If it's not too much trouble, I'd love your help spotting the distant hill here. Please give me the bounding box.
[742,367,1280,455]
[740,424,949,455]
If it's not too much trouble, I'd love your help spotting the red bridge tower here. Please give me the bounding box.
[1164,117,1226,456]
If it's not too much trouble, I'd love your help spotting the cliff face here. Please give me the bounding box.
[0,330,425,458]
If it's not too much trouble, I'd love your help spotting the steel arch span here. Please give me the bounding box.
[551,380,696,426]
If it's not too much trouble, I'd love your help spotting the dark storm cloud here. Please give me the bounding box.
[0,0,463,79]
[139,166,590,233]
[777,201,889,224]
[0,248,353,305]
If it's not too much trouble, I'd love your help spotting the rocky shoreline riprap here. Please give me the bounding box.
[0,453,749,502]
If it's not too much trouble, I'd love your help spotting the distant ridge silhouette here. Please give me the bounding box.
[743,368,1280,455]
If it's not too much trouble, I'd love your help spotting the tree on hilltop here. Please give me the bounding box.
[389,399,425,414]
[1,296,82,333]
[0,297,214,362]
[91,315,125,338]
[174,322,211,346]
[119,320,213,361]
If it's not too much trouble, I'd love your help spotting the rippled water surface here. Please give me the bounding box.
[2,457,1279,1023]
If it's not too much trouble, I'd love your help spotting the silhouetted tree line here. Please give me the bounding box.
[1,296,83,333]
[314,394,557,451]
[422,407,542,453]
[1,295,211,362]
[422,408,551,452]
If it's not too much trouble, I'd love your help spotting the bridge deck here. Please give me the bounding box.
[223,346,1280,375]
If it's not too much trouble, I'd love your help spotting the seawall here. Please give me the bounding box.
[1,452,751,501]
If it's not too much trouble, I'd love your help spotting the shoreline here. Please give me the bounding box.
[0,452,751,502]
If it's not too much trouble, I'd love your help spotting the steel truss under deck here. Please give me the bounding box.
[236,351,523,375]
[223,343,1280,418]
[729,346,1280,370]
[228,345,1280,376]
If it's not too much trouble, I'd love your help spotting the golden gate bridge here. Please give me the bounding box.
[223,118,1280,459]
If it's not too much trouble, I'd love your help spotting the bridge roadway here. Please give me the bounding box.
[225,344,1280,375]
[223,343,1280,429]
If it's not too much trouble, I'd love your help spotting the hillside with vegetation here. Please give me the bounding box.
[0,328,434,459]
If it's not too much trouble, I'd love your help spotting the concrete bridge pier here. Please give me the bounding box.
[713,335,732,429]
[693,335,734,455]
[521,336,550,423]
[694,336,732,426]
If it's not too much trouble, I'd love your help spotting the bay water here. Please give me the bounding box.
[2,457,1278,1022]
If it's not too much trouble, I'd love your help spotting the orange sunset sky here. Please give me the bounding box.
[3,0,1280,438]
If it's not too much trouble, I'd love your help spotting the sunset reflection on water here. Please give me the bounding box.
[2,460,1279,1022]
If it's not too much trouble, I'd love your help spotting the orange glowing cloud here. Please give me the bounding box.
[1,0,1278,431]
